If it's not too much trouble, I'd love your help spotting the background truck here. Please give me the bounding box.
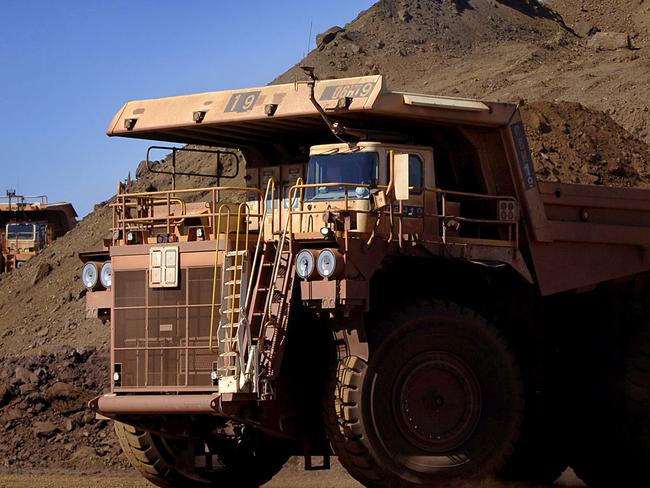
[84,74,649,488]
[0,192,77,272]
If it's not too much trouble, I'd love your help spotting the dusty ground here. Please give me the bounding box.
[0,463,586,488]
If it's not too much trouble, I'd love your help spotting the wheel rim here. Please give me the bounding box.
[392,351,482,453]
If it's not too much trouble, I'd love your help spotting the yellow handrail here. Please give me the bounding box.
[265,178,303,322]
[244,178,275,312]
[229,202,251,349]
[209,205,232,353]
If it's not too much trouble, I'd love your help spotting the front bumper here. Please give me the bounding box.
[88,392,255,417]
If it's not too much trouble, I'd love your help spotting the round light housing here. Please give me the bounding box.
[81,262,100,290]
[296,249,317,279]
[316,248,344,279]
[100,261,112,288]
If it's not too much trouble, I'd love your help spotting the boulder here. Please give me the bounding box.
[0,384,14,407]
[316,26,344,48]
[573,21,597,38]
[587,32,631,50]
[33,421,58,438]
[398,9,413,22]
[31,262,52,286]
[14,366,38,385]
[63,418,75,432]
[46,382,78,400]
[18,383,37,396]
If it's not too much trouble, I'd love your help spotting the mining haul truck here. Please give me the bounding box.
[84,74,649,488]
[0,193,76,272]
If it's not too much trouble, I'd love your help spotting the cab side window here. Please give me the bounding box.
[388,153,423,195]
[408,154,423,195]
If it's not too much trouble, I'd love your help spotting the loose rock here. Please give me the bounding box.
[33,421,58,438]
[587,32,631,50]
[316,26,344,48]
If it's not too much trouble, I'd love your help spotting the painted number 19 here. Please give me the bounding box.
[224,91,261,113]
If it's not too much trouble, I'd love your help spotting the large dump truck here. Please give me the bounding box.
[0,193,76,272]
[84,74,649,488]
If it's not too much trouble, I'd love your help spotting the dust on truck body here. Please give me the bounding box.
[85,75,649,488]
[0,193,76,272]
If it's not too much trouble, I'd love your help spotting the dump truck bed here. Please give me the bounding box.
[527,181,650,295]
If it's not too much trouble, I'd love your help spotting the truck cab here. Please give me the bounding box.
[4,221,48,267]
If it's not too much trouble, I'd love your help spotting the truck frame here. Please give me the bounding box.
[85,75,649,487]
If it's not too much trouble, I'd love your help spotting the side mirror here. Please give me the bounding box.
[393,153,410,201]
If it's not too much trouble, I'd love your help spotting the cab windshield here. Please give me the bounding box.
[305,151,379,200]
[7,224,34,240]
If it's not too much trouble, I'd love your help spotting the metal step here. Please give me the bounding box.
[226,265,244,271]
[226,250,247,257]
[224,280,242,286]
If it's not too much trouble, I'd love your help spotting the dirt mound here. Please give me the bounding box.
[522,100,650,186]
[0,150,238,357]
[0,347,129,472]
[0,206,113,357]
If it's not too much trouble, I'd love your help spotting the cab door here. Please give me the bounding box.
[390,148,438,243]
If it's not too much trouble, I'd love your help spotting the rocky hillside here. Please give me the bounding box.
[276,0,650,143]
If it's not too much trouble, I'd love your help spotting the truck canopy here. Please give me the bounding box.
[106,76,650,297]
[0,195,77,235]
[107,75,519,147]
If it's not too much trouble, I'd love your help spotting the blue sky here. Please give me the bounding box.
[0,1,375,216]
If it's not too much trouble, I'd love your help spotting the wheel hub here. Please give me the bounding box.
[393,351,481,453]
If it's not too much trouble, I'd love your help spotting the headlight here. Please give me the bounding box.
[81,262,100,290]
[296,250,317,279]
[100,261,112,288]
[316,248,344,279]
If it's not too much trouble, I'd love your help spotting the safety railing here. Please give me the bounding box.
[111,186,266,245]
[0,195,48,207]
[283,182,520,249]
[431,188,520,248]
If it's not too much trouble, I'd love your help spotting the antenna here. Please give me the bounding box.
[299,67,357,145]
[304,20,313,58]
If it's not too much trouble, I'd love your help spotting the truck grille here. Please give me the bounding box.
[113,267,220,390]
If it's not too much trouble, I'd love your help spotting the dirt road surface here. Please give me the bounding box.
[0,463,585,488]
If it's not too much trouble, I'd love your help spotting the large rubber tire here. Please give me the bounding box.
[571,318,650,487]
[325,300,524,487]
[114,421,289,487]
